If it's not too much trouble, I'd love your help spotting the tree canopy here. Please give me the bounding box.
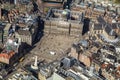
[115,0,120,4]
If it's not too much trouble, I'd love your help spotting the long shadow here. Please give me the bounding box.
[33,16,44,44]
[82,17,90,36]
[0,16,45,79]
[17,16,45,62]
[18,16,45,57]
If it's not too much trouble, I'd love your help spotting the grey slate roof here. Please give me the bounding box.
[111,23,118,29]
[117,23,120,28]
[93,23,103,30]
[105,24,117,36]
[105,24,112,34]
[97,16,106,25]
[109,30,116,36]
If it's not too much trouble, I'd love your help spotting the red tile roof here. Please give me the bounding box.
[116,66,120,77]
[0,51,15,64]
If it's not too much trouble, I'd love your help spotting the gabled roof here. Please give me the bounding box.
[117,23,120,28]
[111,23,118,29]
[97,16,106,24]
[105,24,116,36]
[116,66,120,78]
[0,50,15,64]
[93,23,103,30]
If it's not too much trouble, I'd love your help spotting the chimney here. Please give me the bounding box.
[31,56,38,70]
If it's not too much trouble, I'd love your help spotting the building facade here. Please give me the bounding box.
[44,9,83,37]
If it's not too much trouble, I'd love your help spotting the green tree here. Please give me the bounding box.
[115,0,120,4]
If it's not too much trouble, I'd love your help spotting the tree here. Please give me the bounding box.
[115,0,120,4]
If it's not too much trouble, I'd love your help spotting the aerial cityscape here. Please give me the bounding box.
[0,0,120,80]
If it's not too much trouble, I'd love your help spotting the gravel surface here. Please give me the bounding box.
[22,34,80,65]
